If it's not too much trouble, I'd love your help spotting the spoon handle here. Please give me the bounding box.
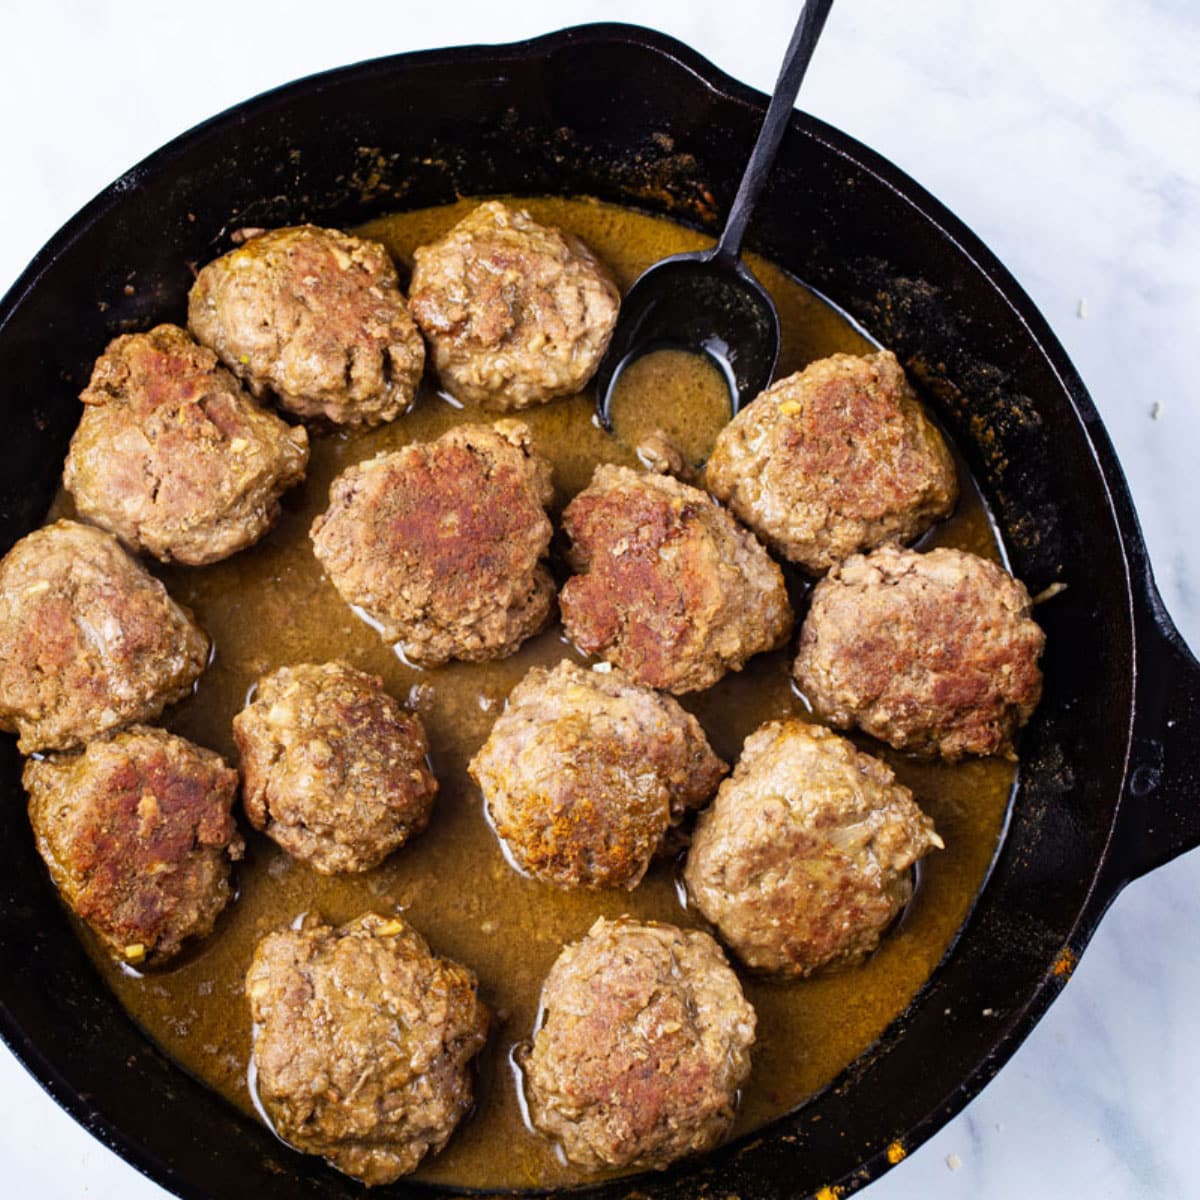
[714,0,835,265]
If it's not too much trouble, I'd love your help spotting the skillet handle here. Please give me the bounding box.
[1113,563,1200,883]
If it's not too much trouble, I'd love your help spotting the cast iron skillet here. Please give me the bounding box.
[0,22,1197,1200]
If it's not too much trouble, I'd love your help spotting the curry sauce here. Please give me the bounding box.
[51,197,1015,1191]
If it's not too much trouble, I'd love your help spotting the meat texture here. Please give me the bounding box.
[684,719,942,977]
[408,201,620,410]
[234,661,437,874]
[64,324,309,564]
[311,421,555,667]
[521,917,755,1172]
[469,660,726,889]
[794,545,1045,760]
[560,465,793,693]
[705,350,958,573]
[24,726,243,966]
[246,912,489,1186]
[0,520,209,753]
[188,225,425,426]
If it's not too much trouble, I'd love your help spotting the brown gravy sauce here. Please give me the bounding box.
[50,197,1015,1191]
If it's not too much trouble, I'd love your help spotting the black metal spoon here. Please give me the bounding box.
[595,0,835,429]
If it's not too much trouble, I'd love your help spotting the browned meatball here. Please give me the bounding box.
[469,660,726,889]
[246,912,489,1186]
[520,917,755,1172]
[234,662,437,874]
[0,520,210,753]
[188,225,425,426]
[684,720,942,977]
[706,351,958,573]
[409,201,620,410]
[794,545,1045,760]
[23,726,243,966]
[63,324,309,565]
[311,421,555,667]
[560,465,793,693]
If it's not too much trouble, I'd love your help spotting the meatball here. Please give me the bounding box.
[188,225,425,426]
[408,201,620,410]
[793,545,1045,760]
[705,350,958,573]
[520,917,755,1172]
[469,660,727,890]
[560,465,793,693]
[23,726,243,966]
[311,421,555,667]
[246,912,489,1186]
[234,662,437,874]
[684,720,942,977]
[63,324,309,565]
[0,520,210,753]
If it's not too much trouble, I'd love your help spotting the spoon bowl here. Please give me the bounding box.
[594,249,780,429]
[593,0,833,436]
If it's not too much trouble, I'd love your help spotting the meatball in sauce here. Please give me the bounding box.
[470,660,726,889]
[246,912,489,1186]
[410,200,619,410]
[64,324,309,565]
[234,661,437,874]
[310,420,555,667]
[560,465,793,693]
[189,225,425,427]
[0,520,209,753]
[24,726,242,967]
[520,917,755,1172]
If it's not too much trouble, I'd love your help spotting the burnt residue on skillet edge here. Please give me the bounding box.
[0,22,1144,1200]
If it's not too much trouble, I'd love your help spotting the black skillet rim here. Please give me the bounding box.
[0,21,1156,1200]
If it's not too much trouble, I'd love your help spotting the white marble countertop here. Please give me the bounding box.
[1,1,1197,1197]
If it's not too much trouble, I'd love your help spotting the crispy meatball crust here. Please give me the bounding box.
[521,917,755,1172]
[684,720,942,977]
[310,421,555,667]
[23,726,243,966]
[63,324,309,564]
[234,662,437,874]
[246,912,490,1186]
[794,545,1045,760]
[469,660,727,890]
[188,225,425,426]
[0,520,210,753]
[705,351,958,573]
[560,465,793,693]
[409,201,620,410]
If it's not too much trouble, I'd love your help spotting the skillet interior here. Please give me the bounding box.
[0,23,1140,1199]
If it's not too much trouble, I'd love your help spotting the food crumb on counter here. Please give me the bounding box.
[1077,298,1088,318]
[946,1152,962,1171]
[1151,400,1164,420]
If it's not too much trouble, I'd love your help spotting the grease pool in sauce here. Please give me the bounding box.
[53,197,1016,1191]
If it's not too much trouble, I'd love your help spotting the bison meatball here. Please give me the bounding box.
[0,520,210,753]
[23,726,243,966]
[234,662,437,874]
[520,917,755,1172]
[311,421,555,667]
[246,912,489,1186]
[705,350,958,573]
[794,545,1045,760]
[63,324,309,565]
[684,720,942,977]
[469,660,726,889]
[188,225,425,426]
[560,465,793,693]
[409,201,620,410]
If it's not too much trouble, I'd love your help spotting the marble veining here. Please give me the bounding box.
[0,2,1196,1197]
